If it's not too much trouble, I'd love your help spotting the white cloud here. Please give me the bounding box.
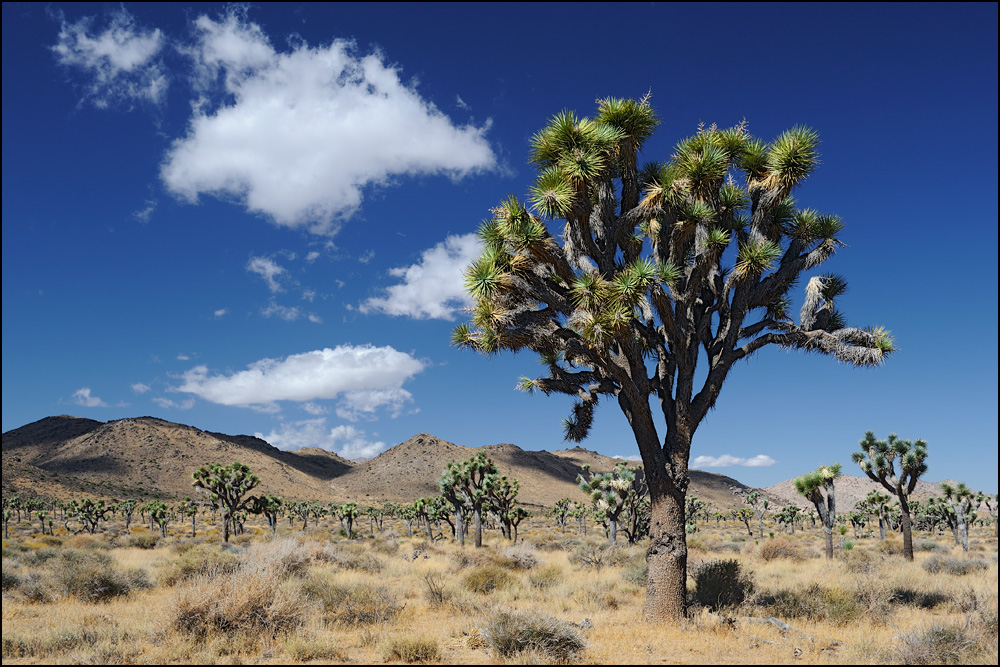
[336,388,415,421]
[175,345,425,415]
[131,382,151,394]
[247,256,287,293]
[72,387,108,407]
[305,251,321,262]
[360,233,482,320]
[255,419,387,459]
[160,11,495,234]
[52,7,167,108]
[177,354,191,361]
[214,308,228,317]
[152,396,195,410]
[692,454,777,468]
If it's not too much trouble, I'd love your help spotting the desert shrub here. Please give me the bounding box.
[527,564,563,590]
[692,559,754,611]
[298,573,402,626]
[1,564,21,591]
[842,548,881,574]
[758,536,805,561]
[464,565,513,594]
[915,538,943,552]
[423,572,451,606]
[481,609,585,661]
[923,556,990,576]
[893,588,950,609]
[317,543,383,573]
[381,635,441,663]
[568,543,628,570]
[173,567,303,639]
[621,559,648,587]
[164,544,240,584]
[20,547,60,566]
[284,634,347,662]
[15,574,54,604]
[768,583,865,625]
[499,543,538,570]
[770,583,833,622]
[370,534,400,556]
[716,541,744,554]
[896,622,978,664]
[245,537,311,577]
[2,632,36,659]
[573,581,620,610]
[55,552,151,603]
[874,536,903,555]
[125,533,160,550]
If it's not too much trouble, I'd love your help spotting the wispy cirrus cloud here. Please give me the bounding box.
[51,6,167,108]
[174,344,425,415]
[359,233,481,320]
[160,9,495,234]
[692,454,777,468]
[247,256,288,293]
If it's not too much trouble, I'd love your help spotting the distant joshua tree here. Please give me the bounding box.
[852,432,928,561]
[191,461,260,543]
[794,463,840,560]
[940,482,976,552]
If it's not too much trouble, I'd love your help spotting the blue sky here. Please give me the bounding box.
[2,3,997,491]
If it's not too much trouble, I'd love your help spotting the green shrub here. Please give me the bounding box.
[481,609,585,661]
[693,559,754,610]
[893,588,950,609]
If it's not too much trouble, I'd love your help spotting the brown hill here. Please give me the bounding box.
[1,416,350,502]
[2,415,786,512]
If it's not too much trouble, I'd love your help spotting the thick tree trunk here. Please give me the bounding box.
[644,469,688,623]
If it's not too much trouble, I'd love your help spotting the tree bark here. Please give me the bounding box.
[644,468,688,623]
[898,496,914,561]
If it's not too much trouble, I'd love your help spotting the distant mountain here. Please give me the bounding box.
[6,415,968,512]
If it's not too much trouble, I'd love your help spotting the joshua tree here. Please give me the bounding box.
[852,432,927,561]
[117,499,138,533]
[551,497,573,533]
[249,494,283,534]
[438,452,498,548]
[978,493,997,538]
[452,95,893,622]
[578,461,647,544]
[67,498,110,534]
[940,482,976,552]
[743,491,770,539]
[484,473,524,541]
[3,508,11,538]
[865,490,892,540]
[731,507,754,536]
[191,461,260,543]
[337,502,360,538]
[144,499,170,537]
[777,504,802,535]
[177,496,200,537]
[794,463,840,560]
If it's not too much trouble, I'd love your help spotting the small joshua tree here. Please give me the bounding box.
[794,463,840,560]
[743,490,769,539]
[852,432,927,561]
[191,461,260,543]
[578,461,647,545]
[248,493,283,534]
[865,490,892,540]
[731,507,754,536]
[551,498,573,533]
[68,498,110,534]
[338,501,360,538]
[940,482,976,552]
[439,452,498,548]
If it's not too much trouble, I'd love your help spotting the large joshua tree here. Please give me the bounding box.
[852,431,927,561]
[453,95,894,623]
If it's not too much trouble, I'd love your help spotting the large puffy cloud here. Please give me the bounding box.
[51,7,167,107]
[161,12,495,234]
[175,345,425,415]
[359,233,482,320]
[255,420,386,459]
[692,454,777,468]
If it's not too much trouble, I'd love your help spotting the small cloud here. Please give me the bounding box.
[307,313,322,324]
[72,387,108,407]
[214,308,228,317]
[152,396,196,410]
[302,289,316,302]
[247,256,287,293]
[612,455,643,462]
[359,233,481,320]
[177,354,191,361]
[261,300,301,321]
[131,382,151,394]
[302,402,327,415]
[692,454,777,468]
[132,199,157,223]
[51,6,167,108]
[255,419,387,459]
[456,95,470,110]
[305,251,321,262]
[358,250,375,264]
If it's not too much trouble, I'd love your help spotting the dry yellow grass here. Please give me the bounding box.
[2,515,997,664]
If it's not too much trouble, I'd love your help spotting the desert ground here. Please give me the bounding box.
[1,511,996,665]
